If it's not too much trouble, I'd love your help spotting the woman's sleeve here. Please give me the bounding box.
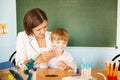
[15,32,28,66]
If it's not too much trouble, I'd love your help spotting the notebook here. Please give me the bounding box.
[0,61,15,71]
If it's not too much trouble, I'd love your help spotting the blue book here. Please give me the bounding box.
[0,61,15,70]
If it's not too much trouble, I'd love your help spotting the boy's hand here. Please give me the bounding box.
[58,61,71,70]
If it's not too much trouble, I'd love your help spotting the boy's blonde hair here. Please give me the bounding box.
[51,28,69,42]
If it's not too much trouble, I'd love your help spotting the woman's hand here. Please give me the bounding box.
[18,60,30,71]
[34,51,55,64]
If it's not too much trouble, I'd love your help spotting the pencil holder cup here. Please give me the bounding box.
[107,75,117,80]
[105,61,119,80]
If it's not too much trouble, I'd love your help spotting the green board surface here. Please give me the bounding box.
[16,0,117,47]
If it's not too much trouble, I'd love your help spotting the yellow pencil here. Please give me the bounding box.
[110,61,114,76]
[113,61,119,77]
[105,61,110,75]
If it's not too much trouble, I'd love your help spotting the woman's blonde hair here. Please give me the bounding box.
[51,28,69,42]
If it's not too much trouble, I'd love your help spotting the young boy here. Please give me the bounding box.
[48,28,75,70]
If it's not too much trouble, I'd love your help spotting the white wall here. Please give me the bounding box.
[0,0,119,69]
[0,0,16,62]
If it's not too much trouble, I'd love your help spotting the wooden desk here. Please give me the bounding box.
[15,68,107,80]
[0,69,16,80]
[0,68,107,80]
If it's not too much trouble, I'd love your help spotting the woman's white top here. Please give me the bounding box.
[48,51,75,69]
[15,31,51,67]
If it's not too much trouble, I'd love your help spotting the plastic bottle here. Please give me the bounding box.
[74,63,77,73]
[88,63,92,77]
[73,62,80,74]
[80,63,84,77]
[86,63,90,77]
[32,67,37,80]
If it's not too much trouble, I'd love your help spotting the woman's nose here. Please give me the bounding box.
[40,29,45,34]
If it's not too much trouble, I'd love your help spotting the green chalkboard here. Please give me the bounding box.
[16,0,117,47]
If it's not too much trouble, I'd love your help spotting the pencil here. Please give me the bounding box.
[110,61,114,76]
[113,61,119,76]
[105,61,110,75]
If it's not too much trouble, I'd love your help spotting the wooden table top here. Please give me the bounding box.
[36,69,106,80]
[0,68,107,80]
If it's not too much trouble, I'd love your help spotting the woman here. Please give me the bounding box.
[15,8,55,68]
